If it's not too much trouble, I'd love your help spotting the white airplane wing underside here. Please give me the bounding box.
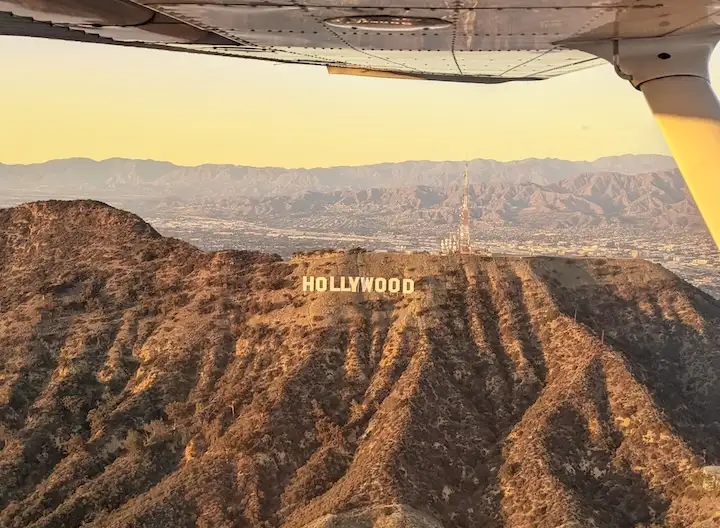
[1,1,718,83]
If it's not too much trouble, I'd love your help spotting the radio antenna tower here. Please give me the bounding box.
[459,162,471,254]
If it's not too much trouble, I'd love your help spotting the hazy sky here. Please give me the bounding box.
[1,37,719,168]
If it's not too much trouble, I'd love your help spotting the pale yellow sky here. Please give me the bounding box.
[1,37,719,168]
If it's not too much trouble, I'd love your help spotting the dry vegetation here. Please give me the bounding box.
[0,200,718,528]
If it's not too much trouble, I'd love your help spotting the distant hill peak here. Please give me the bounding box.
[3,199,161,238]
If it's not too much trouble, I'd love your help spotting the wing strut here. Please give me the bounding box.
[642,75,720,249]
[569,34,720,249]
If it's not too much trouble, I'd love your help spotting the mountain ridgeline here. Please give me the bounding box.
[0,155,700,230]
[0,154,677,198]
[0,201,719,528]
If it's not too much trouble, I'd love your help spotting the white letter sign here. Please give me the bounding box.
[301,275,415,295]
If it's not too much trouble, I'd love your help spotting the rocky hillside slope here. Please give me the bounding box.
[0,201,718,528]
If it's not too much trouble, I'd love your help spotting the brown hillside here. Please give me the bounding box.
[0,200,718,528]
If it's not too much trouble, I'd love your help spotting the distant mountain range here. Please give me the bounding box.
[149,169,701,230]
[0,154,678,199]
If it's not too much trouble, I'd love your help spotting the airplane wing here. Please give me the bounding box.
[1,1,716,84]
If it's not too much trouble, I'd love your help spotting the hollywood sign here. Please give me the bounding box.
[302,275,415,294]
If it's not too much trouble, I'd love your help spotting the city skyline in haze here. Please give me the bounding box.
[2,37,719,169]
